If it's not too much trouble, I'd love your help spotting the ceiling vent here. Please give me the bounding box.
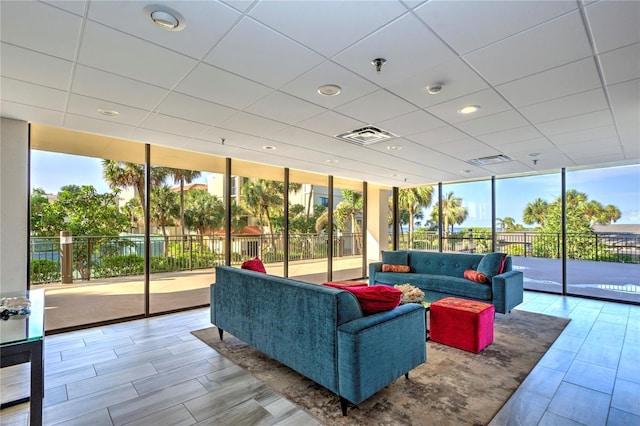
[467,154,513,166]
[334,126,397,146]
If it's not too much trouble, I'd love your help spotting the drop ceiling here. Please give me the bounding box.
[1,0,638,187]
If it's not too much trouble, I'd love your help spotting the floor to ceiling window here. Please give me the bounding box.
[288,170,329,284]
[496,172,563,294]
[232,160,285,277]
[30,127,146,330]
[148,147,227,314]
[439,180,491,253]
[332,178,364,280]
[397,185,437,251]
[565,165,639,303]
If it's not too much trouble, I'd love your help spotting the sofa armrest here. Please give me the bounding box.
[337,303,426,405]
[491,270,524,314]
[368,262,383,285]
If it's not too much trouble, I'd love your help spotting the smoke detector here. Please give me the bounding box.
[426,84,442,95]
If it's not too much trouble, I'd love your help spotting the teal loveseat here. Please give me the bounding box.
[369,251,523,314]
[210,266,426,416]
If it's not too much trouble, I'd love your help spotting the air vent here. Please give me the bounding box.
[467,154,513,166]
[334,126,397,146]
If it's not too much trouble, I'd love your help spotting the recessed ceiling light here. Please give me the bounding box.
[460,169,472,174]
[387,145,402,151]
[326,159,339,163]
[262,145,276,150]
[458,105,480,114]
[144,5,186,31]
[97,108,119,117]
[528,152,541,157]
[426,84,442,95]
[317,84,342,96]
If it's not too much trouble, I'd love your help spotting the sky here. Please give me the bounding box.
[31,150,640,226]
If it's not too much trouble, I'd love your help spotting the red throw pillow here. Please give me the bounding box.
[241,257,266,273]
[382,264,411,273]
[343,285,402,315]
[464,269,488,284]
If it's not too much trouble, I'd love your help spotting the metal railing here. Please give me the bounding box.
[29,233,363,284]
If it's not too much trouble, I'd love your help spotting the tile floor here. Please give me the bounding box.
[1,290,638,425]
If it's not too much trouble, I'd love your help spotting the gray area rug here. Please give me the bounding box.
[192,309,570,426]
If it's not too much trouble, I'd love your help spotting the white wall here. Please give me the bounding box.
[366,186,389,263]
[0,118,29,292]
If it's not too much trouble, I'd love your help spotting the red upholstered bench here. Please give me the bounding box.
[430,297,494,353]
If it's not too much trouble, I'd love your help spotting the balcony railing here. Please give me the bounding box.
[29,232,363,284]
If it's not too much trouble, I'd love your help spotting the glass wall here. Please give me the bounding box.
[496,173,563,294]
[397,185,438,251]
[565,165,640,303]
[30,126,146,330]
[332,178,364,280]
[439,180,491,253]
[149,147,227,314]
[288,170,329,283]
[232,160,285,277]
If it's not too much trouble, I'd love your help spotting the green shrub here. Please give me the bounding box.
[93,254,144,278]
[30,259,61,284]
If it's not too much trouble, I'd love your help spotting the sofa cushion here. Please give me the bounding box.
[241,256,266,273]
[382,250,408,266]
[477,252,507,280]
[342,285,402,315]
[374,272,492,301]
[382,263,411,273]
[464,270,488,284]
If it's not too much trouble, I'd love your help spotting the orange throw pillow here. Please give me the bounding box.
[382,264,411,273]
[464,269,488,284]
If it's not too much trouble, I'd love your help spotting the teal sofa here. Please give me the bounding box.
[369,251,523,314]
[210,266,426,416]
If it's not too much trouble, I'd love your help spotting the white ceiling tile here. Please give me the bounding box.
[388,58,489,109]
[181,138,240,158]
[217,112,288,138]
[248,0,407,57]
[280,61,378,109]
[536,110,614,136]
[478,126,546,147]
[296,111,366,137]
[64,113,136,140]
[87,0,241,60]
[66,94,149,126]
[571,153,627,166]
[497,57,602,108]
[432,138,499,159]
[377,110,446,137]
[547,124,619,145]
[586,0,640,53]
[479,160,534,176]
[607,79,640,149]
[198,128,263,148]
[0,43,73,90]
[415,0,577,55]
[204,17,324,89]
[245,91,325,125]
[560,138,623,157]
[333,13,456,87]
[407,125,469,147]
[463,11,593,85]
[599,43,640,86]
[131,127,192,148]
[519,88,608,123]
[78,22,197,89]
[455,110,530,136]
[139,113,213,139]
[425,88,512,124]
[0,100,64,127]
[156,92,237,126]
[72,65,168,110]
[1,77,67,111]
[0,1,82,60]
[175,63,272,110]
[335,90,418,124]
[42,1,87,16]
[272,127,347,152]
[498,137,557,155]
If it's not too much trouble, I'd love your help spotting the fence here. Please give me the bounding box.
[30,232,363,284]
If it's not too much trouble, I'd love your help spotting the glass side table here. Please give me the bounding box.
[1,288,44,426]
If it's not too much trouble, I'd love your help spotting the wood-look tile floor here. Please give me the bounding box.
[1,291,638,425]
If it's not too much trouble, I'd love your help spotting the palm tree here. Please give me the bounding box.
[497,217,516,232]
[102,161,169,228]
[600,204,621,224]
[523,197,548,227]
[150,185,179,256]
[431,191,466,234]
[168,168,201,238]
[183,189,224,251]
[398,186,433,249]
[240,179,285,250]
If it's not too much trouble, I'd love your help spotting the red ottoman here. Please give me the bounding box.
[430,297,494,353]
